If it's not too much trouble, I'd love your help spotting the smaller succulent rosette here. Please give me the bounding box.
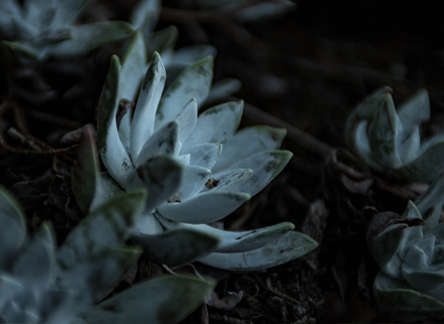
[74,32,317,271]
[345,87,444,183]
[369,174,444,319]
[0,0,134,60]
[0,187,213,324]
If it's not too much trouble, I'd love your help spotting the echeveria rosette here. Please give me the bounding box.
[369,175,444,319]
[0,0,134,60]
[345,87,444,183]
[90,32,318,271]
[0,188,213,324]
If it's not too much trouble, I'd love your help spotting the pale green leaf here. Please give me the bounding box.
[136,155,183,211]
[225,150,292,197]
[58,190,146,269]
[131,228,219,265]
[199,231,318,271]
[49,21,134,57]
[130,51,166,160]
[0,187,27,266]
[214,126,286,172]
[97,55,134,188]
[157,192,250,224]
[374,273,444,319]
[80,275,214,324]
[134,122,179,168]
[184,101,243,148]
[120,31,148,101]
[156,57,213,129]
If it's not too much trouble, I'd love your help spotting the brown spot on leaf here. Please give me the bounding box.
[205,178,219,189]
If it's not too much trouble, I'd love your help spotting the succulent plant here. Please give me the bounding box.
[345,87,444,183]
[73,31,318,271]
[0,187,213,323]
[0,0,135,60]
[368,174,444,319]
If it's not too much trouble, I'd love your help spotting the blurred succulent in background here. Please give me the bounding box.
[0,187,213,323]
[0,0,135,60]
[345,87,444,183]
[368,174,444,319]
[192,0,295,22]
[73,32,317,271]
[130,0,241,103]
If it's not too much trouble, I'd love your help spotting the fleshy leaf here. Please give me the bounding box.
[201,168,253,193]
[155,56,213,129]
[145,26,178,57]
[58,247,141,306]
[352,121,380,170]
[184,101,243,148]
[175,98,198,144]
[168,45,217,67]
[0,187,27,266]
[214,126,286,172]
[134,121,179,168]
[397,127,421,164]
[0,0,21,33]
[72,126,101,213]
[226,150,293,197]
[374,273,444,319]
[130,51,166,160]
[398,137,444,183]
[345,87,392,150]
[97,55,134,188]
[199,231,318,271]
[183,143,221,170]
[90,247,142,302]
[13,223,55,289]
[415,174,444,228]
[120,32,148,102]
[23,0,53,28]
[118,109,131,152]
[402,270,444,301]
[49,22,135,57]
[57,190,146,269]
[53,0,91,25]
[133,211,163,235]
[130,0,160,36]
[131,228,219,265]
[136,155,183,211]
[367,92,402,168]
[371,223,409,278]
[206,78,242,104]
[79,275,214,324]
[157,191,250,224]
[2,40,44,60]
[160,219,297,253]
[176,165,211,201]
[0,275,23,310]
[398,89,430,138]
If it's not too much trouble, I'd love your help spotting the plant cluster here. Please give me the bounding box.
[2,0,444,322]
[0,187,212,324]
[368,175,444,319]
